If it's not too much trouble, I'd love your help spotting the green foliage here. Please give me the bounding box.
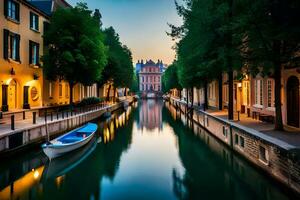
[130,73,139,93]
[163,63,182,92]
[169,0,244,89]
[99,27,134,89]
[43,3,107,103]
[76,97,104,107]
[169,0,300,129]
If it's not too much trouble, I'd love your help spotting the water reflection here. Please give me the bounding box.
[138,100,163,131]
[0,105,136,200]
[0,101,296,200]
[164,102,294,200]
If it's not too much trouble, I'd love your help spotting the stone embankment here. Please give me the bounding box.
[0,98,133,157]
[170,97,300,194]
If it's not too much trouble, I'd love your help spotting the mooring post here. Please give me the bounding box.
[11,115,15,130]
[33,112,36,124]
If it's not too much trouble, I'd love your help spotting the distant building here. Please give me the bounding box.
[136,59,164,93]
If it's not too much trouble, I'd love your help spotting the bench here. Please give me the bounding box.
[259,114,274,123]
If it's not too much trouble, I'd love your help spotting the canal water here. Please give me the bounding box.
[0,100,297,200]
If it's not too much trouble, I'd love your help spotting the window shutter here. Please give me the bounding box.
[3,29,9,59]
[15,2,20,22]
[30,12,33,28]
[29,41,32,64]
[4,0,8,17]
[15,34,20,62]
[36,43,40,64]
[36,16,39,30]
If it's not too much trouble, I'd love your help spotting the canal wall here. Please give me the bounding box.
[0,100,132,158]
[170,98,300,194]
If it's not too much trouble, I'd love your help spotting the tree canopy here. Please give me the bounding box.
[163,63,182,93]
[166,0,300,130]
[43,3,107,103]
[100,27,134,99]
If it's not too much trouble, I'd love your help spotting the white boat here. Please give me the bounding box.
[42,138,97,179]
[42,123,98,160]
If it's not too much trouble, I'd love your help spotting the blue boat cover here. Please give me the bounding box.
[77,123,97,133]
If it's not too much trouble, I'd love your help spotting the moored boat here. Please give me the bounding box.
[42,123,98,160]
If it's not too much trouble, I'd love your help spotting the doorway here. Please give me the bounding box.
[287,76,299,127]
[8,79,17,110]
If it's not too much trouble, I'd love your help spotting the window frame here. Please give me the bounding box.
[5,0,20,22]
[4,30,21,62]
[29,40,40,66]
[30,12,39,31]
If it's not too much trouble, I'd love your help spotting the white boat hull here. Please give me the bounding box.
[43,134,94,160]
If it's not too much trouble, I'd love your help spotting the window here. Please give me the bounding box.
[5,0,20,22]
[49,82,53,98]
[235,134,239,145]
[259,146,269,165]
[3,29,20,61]
[29,41,39,65]
[30,12,39,31]
[65,84,69,98]
[223,126,228,138]
[267,79,274,108]
[239,136,245,148]
[242,81,250,106]
[254,79,263,106]
[59,84,62,97]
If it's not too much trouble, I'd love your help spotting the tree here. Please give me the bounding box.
[43,3,107,104]
[163,63,182,94]
[238,0,300,130]
[100,27,134,100]
[168,0,243,115]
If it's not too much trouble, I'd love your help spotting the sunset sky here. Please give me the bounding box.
[68,0,183,65]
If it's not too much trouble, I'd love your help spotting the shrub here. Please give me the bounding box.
[77,97,104,107]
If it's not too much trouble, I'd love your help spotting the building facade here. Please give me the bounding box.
[137,60,164,93]
[0,0,50,111]
[173,67,300,129]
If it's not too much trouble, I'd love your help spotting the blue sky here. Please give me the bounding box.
[67,0,183,64]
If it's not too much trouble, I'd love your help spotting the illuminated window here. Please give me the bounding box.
[59,84,62,97]
[49,82,53,98]
[267,79,274,107]
[65,84,69,98]
[254,79,263,106]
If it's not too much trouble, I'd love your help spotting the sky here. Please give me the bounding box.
[67,0,183,65]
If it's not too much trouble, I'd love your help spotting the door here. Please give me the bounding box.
[287,76,299,127]
[8,80,17,110]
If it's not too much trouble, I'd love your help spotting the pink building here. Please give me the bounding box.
[138,100,163,131]
[137,60,163,93]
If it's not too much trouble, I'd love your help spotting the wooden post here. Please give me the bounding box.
[11,115,15,130]
[33,112,36,124]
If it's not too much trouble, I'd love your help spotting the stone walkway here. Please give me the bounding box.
[171,97,300,148]
[206,109,300,147]
[0,104,113,137]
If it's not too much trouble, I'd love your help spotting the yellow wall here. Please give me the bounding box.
[0,1,48,111]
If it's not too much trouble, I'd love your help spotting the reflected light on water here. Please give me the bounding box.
[0,166,44,199]
[55,176,65,188]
